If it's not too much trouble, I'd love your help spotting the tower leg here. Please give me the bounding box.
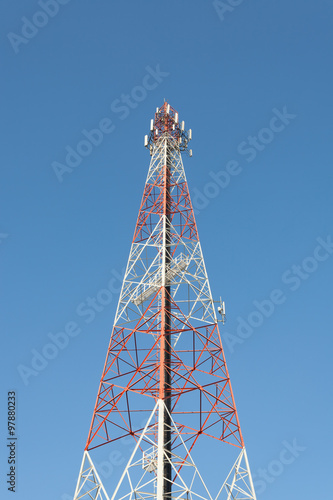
[73,451,109,500]
[216,447,257,500]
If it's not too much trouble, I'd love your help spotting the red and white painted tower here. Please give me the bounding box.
[73,103,257,500]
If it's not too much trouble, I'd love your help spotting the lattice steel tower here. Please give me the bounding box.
[73,102,257,500]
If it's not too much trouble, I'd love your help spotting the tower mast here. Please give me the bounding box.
[72,102,257,500]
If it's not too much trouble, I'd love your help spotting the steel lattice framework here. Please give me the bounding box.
[73,102,257,500]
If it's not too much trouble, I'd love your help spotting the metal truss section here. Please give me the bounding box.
[110,400,215,500]
[146,137,186,185]
[73,451,109,500]
[132,253,189,306]
[84,314,243,451]
[114,134,216,329]
[215,448,256,500]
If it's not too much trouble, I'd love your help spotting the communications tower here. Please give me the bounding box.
[72,102,257,500]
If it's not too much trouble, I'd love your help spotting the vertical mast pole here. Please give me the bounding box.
[164,139,172,499]
[157,132,172,500]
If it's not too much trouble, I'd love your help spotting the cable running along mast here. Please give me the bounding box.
[72,102,257,500]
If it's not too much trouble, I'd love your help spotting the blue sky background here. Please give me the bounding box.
[1,1,333,499]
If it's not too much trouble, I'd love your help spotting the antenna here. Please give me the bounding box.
[144,103,193,157]
[217,298,226,324]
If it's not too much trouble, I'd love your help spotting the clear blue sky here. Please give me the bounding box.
[1,1,333,499]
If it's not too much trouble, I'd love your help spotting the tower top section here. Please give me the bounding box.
[144,101,192,156]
